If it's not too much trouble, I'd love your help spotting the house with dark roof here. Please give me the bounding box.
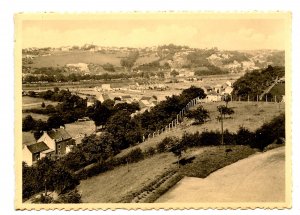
[97,93,111,103]
[202,85,213,94]
[37,128,74,156]
[121,95,133,103]
[22,141,55,166]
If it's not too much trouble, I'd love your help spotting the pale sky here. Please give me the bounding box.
[21,14,287,50]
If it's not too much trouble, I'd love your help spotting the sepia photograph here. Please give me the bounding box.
[14,12,291,210]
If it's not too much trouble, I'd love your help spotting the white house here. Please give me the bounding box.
[101,84,112,91]
[206,92,222,102]
[224,86,234,95]
[22,141,54,166]
[38,128,74,156]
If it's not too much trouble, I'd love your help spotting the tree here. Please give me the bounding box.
[223,94,231,107]
[47,114,65,129]
[186,106,210,124]
[114,102,140,114]
[169,139,186,168]
[22,115,36,131]
[171,69,179,77]
[180,85,206,102]
[217,105,234,145]
[86,101,111,130]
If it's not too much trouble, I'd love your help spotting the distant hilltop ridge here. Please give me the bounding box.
[22,44,284,83]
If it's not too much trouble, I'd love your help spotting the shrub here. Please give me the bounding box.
[180,132,202,147]
[143,147,156,157]
[236,126,255,145]
[223,129,237,145]
[252,113,285,150]
[157,137,179,153]
[200,131,221,146]
[126,147,144,163]
[55,189,81,203]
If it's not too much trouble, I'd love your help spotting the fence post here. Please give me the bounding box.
[153,132,155,138]
[148,134,151,139]
[266,94,268,102]
[275,95,277,103]
[257,95,258,102]
[177,114,179,124]
[142,135,145,142]
[247,95,249,102]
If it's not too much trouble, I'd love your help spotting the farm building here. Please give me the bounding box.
[102,84,112,91]
[37,128,75,157]
[202,85,213,94]
[87,96,97,107]
[22,141,55,166]
[224,86,234,95]
[206,92,222,102]
[97,93,112,103]
[122,95,134,103]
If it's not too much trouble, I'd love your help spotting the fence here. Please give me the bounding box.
[141,94,285,143]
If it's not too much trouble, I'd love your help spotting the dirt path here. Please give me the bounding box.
[156,146,285,202]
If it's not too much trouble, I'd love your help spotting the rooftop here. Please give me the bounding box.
[47,128,72,142]
[27,142,49,154]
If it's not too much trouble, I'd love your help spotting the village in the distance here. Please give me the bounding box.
[21,44,286,204]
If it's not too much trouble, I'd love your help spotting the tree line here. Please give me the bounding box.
[232,65,285,100]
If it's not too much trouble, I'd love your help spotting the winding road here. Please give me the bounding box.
[156,146,285,203]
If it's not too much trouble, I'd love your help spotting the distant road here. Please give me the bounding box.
[156,146,285,203]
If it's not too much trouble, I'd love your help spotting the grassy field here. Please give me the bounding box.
[78,145,256,203]
[22,96,59,110]
[22,132,36,145]
[78,152,178,203]
[27,51,125,68]
[116,101,284,158]
[134,54,159,66]
[22,96,45,105]
[65,120,95,144]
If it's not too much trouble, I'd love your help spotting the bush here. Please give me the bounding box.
[236,126,255,146]
[143,147,156,157]
[200,131,221,146]
[180,132,202,147]
[252,113,285,150]
[157,137,179,153]
[126,147,144,163]
[223,130,236,145]
[55,189,81,203]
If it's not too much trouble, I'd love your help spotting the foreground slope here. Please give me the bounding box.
[156,146,285,203]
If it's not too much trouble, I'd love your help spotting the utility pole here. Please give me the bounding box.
[220,108,224,145]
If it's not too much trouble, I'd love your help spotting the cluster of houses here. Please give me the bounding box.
[87,92,158,113]
[201,81,234,102]
[23,128,74,166]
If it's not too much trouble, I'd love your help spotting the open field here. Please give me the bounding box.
[65,120,95,144]
[26,51,125,68]
[78,145,256,203]
[22,96,45,105]
[22,132,36,145]
[78,152,178,203]
[134,54,160,66]
[22,96,59,110]
[116,101,284,158]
